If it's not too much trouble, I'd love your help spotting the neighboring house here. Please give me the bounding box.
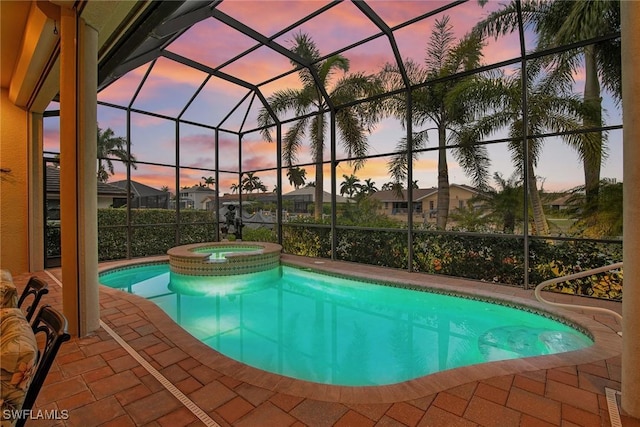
[282,187,351,214]
[110,180,170,209]
[45,166,129,219]
[177,185,217,210]
[547,193,573,213]
[368,184,480,222]
[216,187,350,215]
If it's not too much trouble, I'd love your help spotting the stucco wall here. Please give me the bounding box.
[420,187,475,211]
[0,88,29,273]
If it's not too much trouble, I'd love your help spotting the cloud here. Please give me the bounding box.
[241,138,278,170]
[43,127,60,153]
[218,1,343,39]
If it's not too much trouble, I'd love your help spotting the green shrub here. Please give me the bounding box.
[242,227,277,242]
[46,223,61,257]
[335,228,408,268]
[96,208,216,260]
[282,221,331,258]
[281,219,622,298]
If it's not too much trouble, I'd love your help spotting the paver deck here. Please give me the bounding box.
[10,255,640,426]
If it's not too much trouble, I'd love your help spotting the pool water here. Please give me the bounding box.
[192,246,260,260]
[100,263,593,386]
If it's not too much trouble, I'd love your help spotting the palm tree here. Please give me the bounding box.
[461,61,595,235]
[230,183,239,194]
[258,31,383,220]
[477,172,524,234]
[339,174,361,198]
[381,181,405,199]
[286,167,307,189]
[381,182,396,191]
[241,172,261,193]
[360,178,378,196]
[201,176,215,189]
[475,0,621,212]
[97,126,137,183]
[380,16,490,229]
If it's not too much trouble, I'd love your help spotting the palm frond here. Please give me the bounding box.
[318,55,350,89]
[259,88,311,141]
[282,117,309,166]
[335,108,368,170]
[473,0,544,39]
[425,16,456,73]
[309,114,326,163]
[387,130,428,184]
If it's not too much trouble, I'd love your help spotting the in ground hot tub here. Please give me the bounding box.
[167,242,282,276]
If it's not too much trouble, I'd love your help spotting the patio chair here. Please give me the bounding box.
[17,276,49,322]
[16,305,70,427]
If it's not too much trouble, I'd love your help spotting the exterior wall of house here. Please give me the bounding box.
[0,88,30,273]
[444,186,476,211]
[421,188,475,219]
[378,187,476,222]
[194,191,214,209]
[97,196,115,209]
[179,189,217,210]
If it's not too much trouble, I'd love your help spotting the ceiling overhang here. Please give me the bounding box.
[1,0,183,112]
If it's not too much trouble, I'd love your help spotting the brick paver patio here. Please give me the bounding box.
[10,256,640,427]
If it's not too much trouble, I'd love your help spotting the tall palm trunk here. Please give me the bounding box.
[314,115,325,220]
[526,157,549,235]
[583,45,603,212]
[313,152,324,220]
[436,125,450,229]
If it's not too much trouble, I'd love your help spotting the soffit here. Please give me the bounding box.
[0,1,32,89]
[1,0,167,110]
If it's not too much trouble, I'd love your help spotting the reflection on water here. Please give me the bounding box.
[100,264,593,386]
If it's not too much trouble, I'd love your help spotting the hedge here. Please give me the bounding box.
[281,225,623,299]
[46,210,623,300]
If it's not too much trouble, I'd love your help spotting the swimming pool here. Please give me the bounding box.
[99,262,593,386]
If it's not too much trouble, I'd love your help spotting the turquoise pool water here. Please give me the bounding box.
[100,263,593,386]
[191,246,260,260]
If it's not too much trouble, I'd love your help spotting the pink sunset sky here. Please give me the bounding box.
[44,0,623,196]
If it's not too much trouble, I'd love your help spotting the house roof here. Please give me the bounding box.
[46,166,128,196]
[368,188,436,202]
[368,184,479,202]
[110,180,167,198]
[180,185,217,193]
[548,193,573,206]
[283,187,350,203]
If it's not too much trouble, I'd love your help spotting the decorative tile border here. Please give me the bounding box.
[98,260,168,276]
[167,241,282,276]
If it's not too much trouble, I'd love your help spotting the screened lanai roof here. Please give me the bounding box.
[96,0,528,133]
[81,0,621,199]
